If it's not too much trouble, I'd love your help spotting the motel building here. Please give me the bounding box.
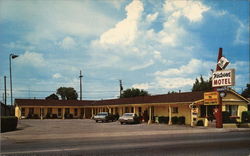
[15,88,249,127]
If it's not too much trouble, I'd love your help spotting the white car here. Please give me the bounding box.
[93,112,109,122]
[118,113,141,124]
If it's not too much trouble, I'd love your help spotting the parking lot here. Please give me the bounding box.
[2,119,198,140]
[2,119,250,156]
[3,118,245,142]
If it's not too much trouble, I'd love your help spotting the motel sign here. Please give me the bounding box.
[212,69,235,87]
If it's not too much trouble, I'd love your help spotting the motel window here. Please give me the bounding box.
[125,107,129,113]
[115,108,118,114]
[200,105,206,117]
[138,107,142,116]
[65,108,70,114]
[21,108,25,116]
[47,108,52,114]
[226,105,238,116]
[29,108,34,115]
[74,108,78,116]
[172,107,178,114]
[131,107,134,113]
[58,108,62,116]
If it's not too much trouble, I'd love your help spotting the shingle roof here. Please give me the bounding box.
[15,99,94,107]
[15,91,204,107]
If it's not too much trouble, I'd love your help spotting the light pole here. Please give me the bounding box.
[9,53,19,106]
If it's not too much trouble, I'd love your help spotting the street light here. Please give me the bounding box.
[9,53,19,106]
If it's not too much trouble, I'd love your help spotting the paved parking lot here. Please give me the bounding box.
[2,119,250,155]
[3,119,246,141]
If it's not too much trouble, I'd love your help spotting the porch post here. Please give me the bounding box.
[40,107,43,120]
[133,106,136,114]
[83,108,86,118]
[62,107,65,119]
[148,106,152,124]
[168,105,172,125]
[91,108,94,118]
[204,105,208,127]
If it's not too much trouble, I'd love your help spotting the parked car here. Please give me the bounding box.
[93,112,109,122]
[118,113,141,124]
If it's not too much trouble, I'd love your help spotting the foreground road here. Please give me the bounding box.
[2,131,250,156]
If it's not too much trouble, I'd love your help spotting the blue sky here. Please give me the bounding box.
[0,0,249,102]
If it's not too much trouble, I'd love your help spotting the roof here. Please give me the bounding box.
[15,91,204,107]
[227,88,250,103]
[15,99,95,107]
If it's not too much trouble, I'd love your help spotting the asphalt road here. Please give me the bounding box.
[2,131,250,156]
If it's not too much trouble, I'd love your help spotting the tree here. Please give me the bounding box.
[56,87,78,100]
[192,75,212,92]
[241,84,250,98]
[45,93,59,100]
[120,88,150,98]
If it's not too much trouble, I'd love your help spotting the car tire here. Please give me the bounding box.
[120,122,123,125]
[95,120,98,123]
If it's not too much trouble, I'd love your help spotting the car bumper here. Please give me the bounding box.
[118,119,134,123]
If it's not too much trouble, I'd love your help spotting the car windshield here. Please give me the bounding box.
[97,113,108,116]
[123,113,133,116]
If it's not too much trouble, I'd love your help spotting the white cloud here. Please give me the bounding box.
[52,73,62,79]
[155,77,194,89]
[146,12,159,22]
[154,59,213,77]
[156,0,209,47]
[132,83,151,90]
[15,51,46,67]
[130,60,154,71]
[163,0,210,22]
[3,41,35,51]
[58,37,77,50]
[1,1,117,44]
[234,21,248,45]
[99,0,144,45]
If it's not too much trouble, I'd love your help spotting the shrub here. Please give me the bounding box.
[27,113,32,119]
[52,114,58,119]
[242,111,250,123]
[46,113,52,119]
[33,114,40,119]
[178,116,185,125]
[222,111,232,123]
[1,116,18,133]
[196,120,204,126]
[158,116,169,124]
[171,116,178,124]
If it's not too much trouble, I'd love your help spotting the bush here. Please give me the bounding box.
[222,111,233,123]
[52,114,58,119]
[178,116,185,125]
[158,116,169,124]
[171,116,178,124]
[46,113,52,119]
[33,114,40,119]
[1,116,18,133]
[196,120,204,126]
[242,111,250,123]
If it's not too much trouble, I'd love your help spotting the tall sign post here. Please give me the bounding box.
[212,48,235,128]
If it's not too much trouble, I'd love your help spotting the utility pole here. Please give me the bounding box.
[119,80,123,98]
[4,76,7,105]
[79,70,83,100]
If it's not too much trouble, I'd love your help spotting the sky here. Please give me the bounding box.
[0,0,249,103]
